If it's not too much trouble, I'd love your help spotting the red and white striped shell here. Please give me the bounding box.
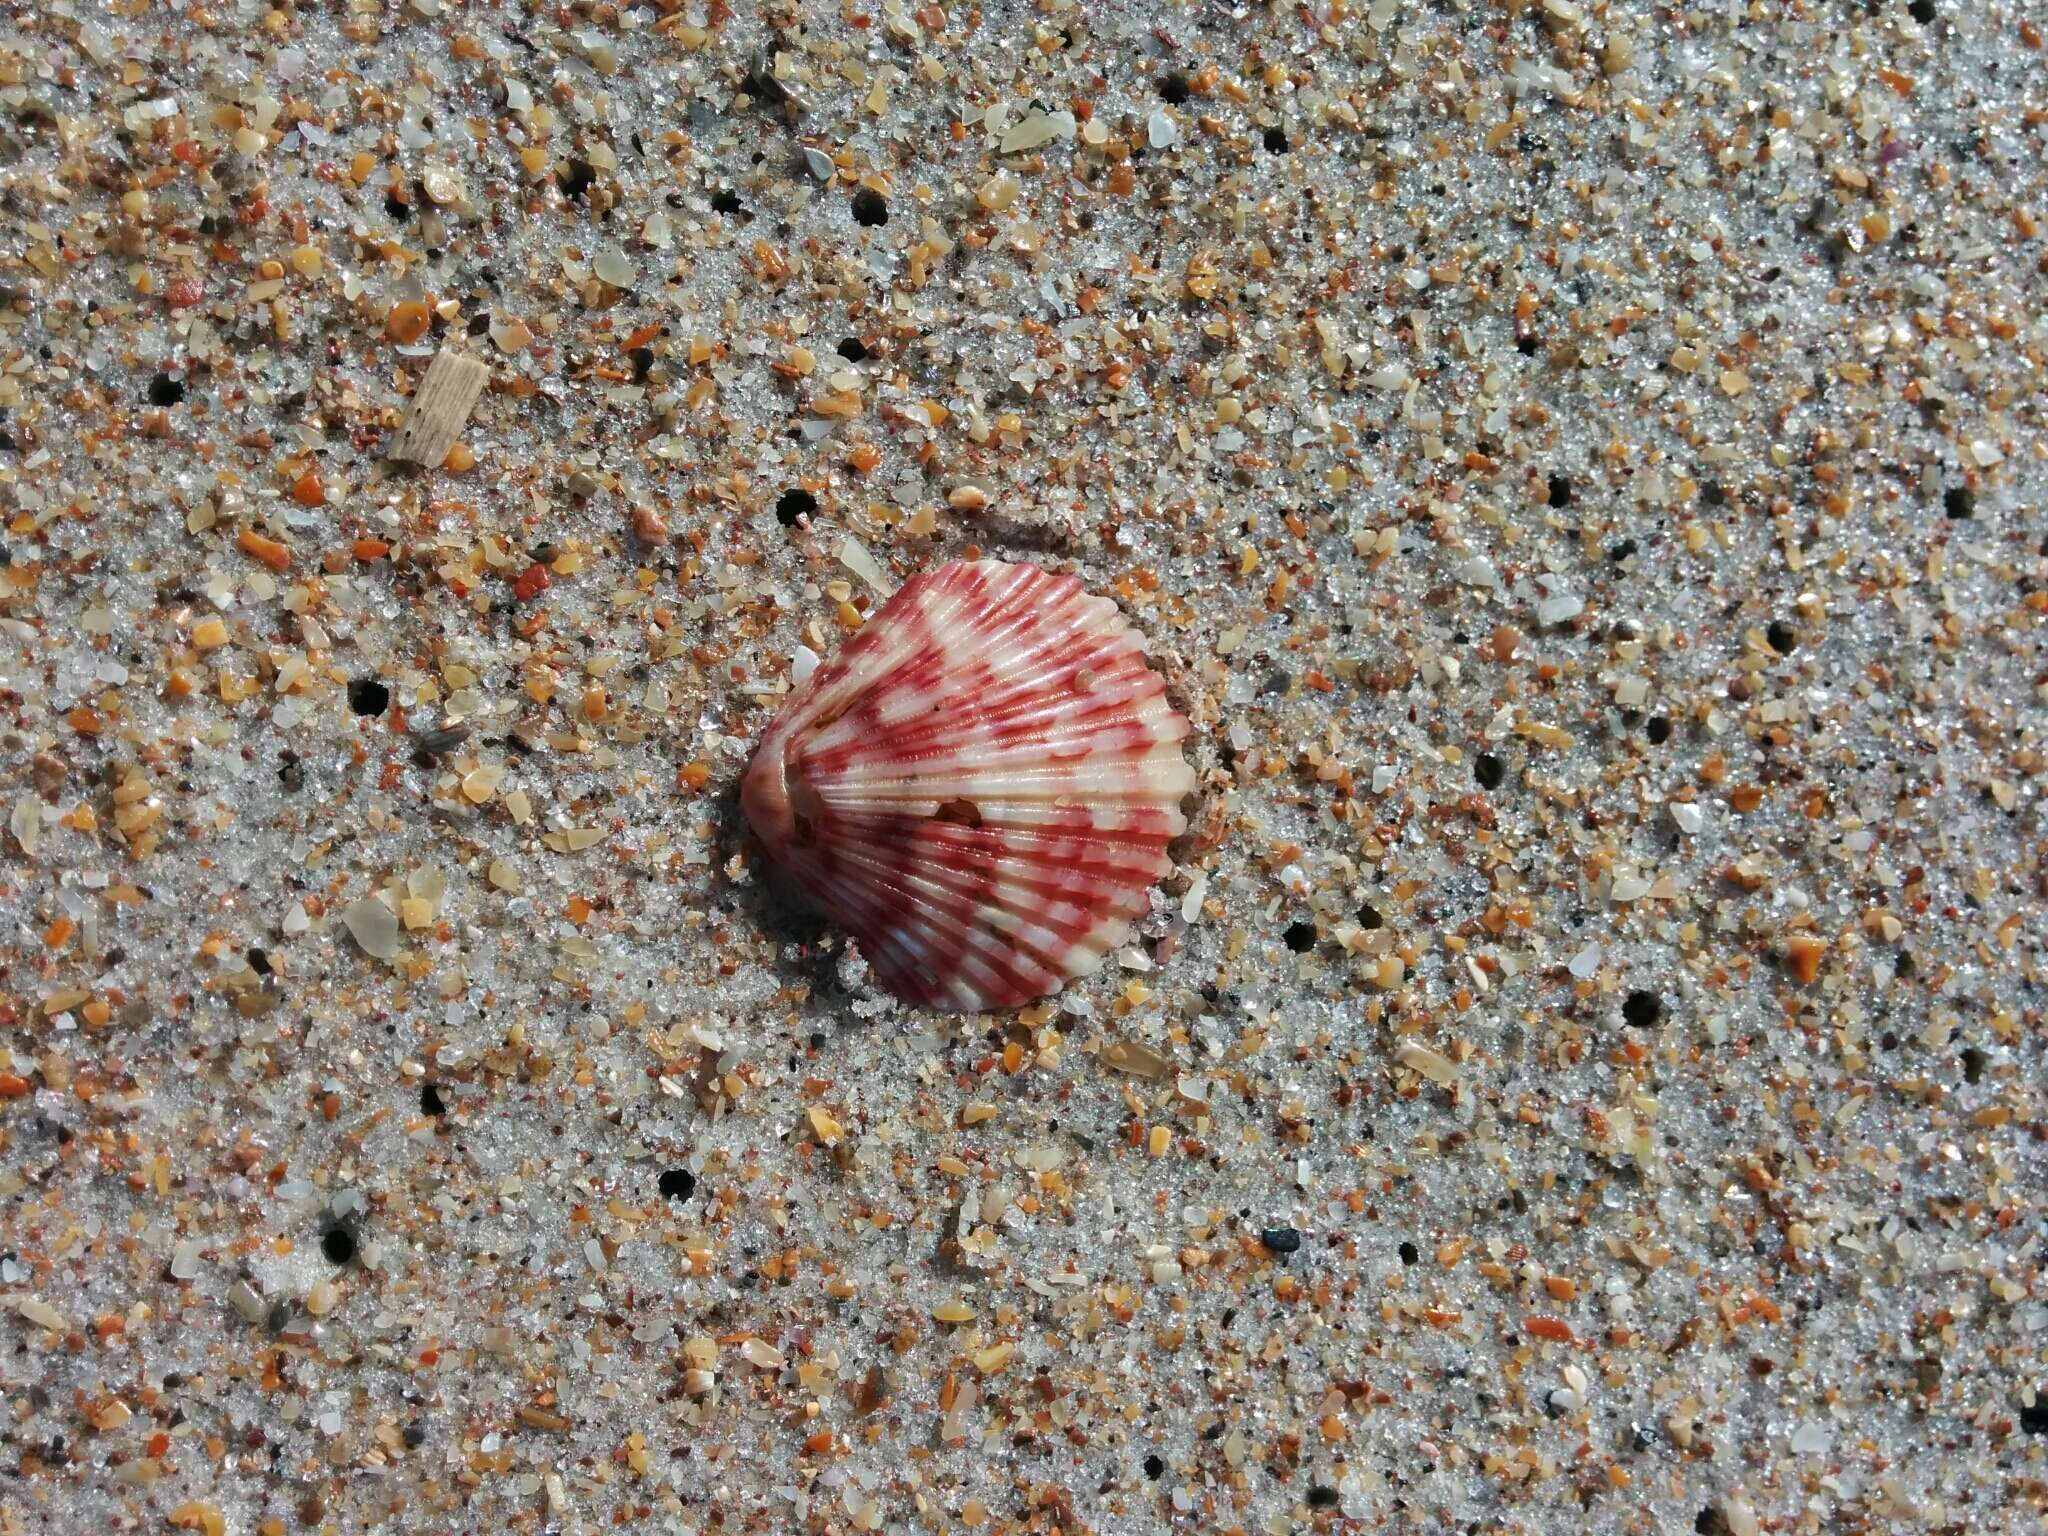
[742,559,1196,1011]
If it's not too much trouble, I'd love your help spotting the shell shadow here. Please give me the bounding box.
[706,774,849,1003]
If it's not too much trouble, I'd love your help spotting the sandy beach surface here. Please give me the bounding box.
[0,1,2044,1532]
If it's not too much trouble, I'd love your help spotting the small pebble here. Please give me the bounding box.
[341,897,399,961]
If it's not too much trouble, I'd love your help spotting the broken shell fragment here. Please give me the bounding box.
[742,559,1195,1010]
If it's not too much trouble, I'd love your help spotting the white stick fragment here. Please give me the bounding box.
[1395,1041,1459,1086]
[388,348,489,466]
[836,534,895,597]
[14,1296,68,1332]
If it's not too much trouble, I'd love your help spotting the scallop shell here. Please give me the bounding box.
[742,559,1196,1010]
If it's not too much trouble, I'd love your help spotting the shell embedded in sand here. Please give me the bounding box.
[742,558,1196,1010]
